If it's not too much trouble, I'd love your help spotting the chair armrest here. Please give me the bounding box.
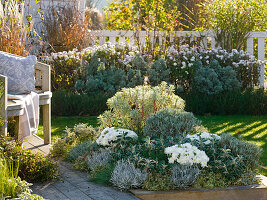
[0,74,7,136]
[35,62,51,92]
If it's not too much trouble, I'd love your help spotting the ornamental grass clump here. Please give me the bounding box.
[110,160,148,191]
[98,82,185,134]
[144,107,201,138]
[0,152,44,199]
[0,152,20,198]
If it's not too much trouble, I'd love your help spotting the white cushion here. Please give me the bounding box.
[0,51,36,94]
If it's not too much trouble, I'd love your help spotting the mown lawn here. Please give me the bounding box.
[37,116,98,143]
[37,115,267,175]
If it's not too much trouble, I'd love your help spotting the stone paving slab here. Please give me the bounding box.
[31,161,139,200]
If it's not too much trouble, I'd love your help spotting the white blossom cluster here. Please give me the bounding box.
[44,42,139,62]
[164,143,209,167]
[166,45,262,74]
[96,127,138,146]
[186,132,221,145]
[48,48,80,61]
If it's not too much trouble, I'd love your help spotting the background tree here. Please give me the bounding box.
[199,0,267,51]
[105,0,182,31]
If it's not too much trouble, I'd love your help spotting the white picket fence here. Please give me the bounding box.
[91,30,267,87]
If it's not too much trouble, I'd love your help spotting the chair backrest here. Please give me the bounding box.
[0,51,51,93]
[35,62,51,92]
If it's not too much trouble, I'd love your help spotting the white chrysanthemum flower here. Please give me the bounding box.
[164,143,209,167]
[96,127,138,146]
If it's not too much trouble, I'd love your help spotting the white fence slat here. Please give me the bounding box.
[211,37,216,49]
[258,37,265,87]
[201,37,208,49]
[129,35,136,45]
[99,37,105,45]
[109,37,116,44]
[119,37,126,43]
[246,37,254,55]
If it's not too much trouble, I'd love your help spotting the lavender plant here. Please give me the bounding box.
[67,141,93,162]
[87,149,112,171]
[171,164,201,188]
[110,160,148,191]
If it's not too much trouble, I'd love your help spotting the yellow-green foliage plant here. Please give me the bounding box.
[98,82,185,134]
[200,0,267,51]
[0,152,45,199]
[0,153,19,198]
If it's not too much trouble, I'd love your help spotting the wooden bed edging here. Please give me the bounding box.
[130,175,267,200]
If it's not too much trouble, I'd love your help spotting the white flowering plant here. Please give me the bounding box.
[43,42,139,91]
[185,132,221,145]
[96,127,138,146]
[166,45,262,91]
[164,143,210,168]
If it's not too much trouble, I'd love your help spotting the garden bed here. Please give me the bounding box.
[131,175,267,200]
[50,83,265,195]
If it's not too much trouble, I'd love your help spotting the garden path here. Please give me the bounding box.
[31,161,139,200]
[23,135,138,200]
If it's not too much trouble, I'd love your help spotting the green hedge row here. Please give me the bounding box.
[52,88,267,116]
[52,91,111,116]
[181,88,267,115]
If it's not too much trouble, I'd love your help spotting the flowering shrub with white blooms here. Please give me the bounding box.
[164,143,209,167]
[166,45,262,91]
[186,132,221,145]
[43,43,139,91]
[96,127,138,146]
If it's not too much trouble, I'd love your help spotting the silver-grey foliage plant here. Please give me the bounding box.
[219,133,262,170]
[171,164,200,188]
[87,149,112,171]
[67,141,92,162]
[110,160,148,191]
[194,60,241,95]
[144,107,201,138]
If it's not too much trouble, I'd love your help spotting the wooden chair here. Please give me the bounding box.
[0,57,52,144]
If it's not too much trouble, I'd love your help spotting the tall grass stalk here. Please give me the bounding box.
[43,0,91,52]
[0,153,20,199]
[0,0,33,56]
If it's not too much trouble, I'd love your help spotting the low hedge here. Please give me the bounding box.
[52,91,111,116]
[182,88,267,115]
[51,89,267,116]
